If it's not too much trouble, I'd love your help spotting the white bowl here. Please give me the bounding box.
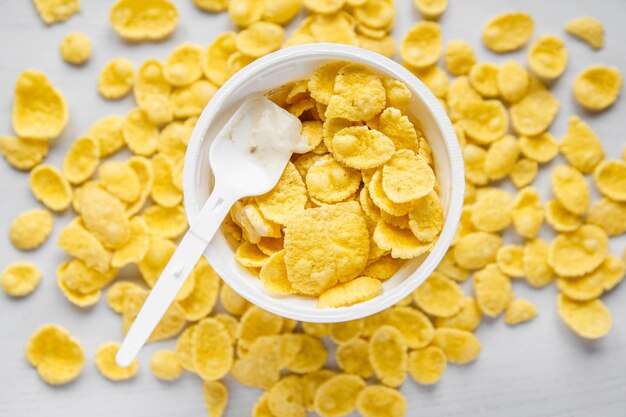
[182,44,464,323]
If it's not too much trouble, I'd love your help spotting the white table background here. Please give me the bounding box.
[0,0,625,416]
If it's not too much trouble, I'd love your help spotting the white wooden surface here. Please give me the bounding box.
[1,1,625,416]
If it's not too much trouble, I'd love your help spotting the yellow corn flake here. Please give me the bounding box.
[302,0,343,14]
[285,334,328,373]
[127,156,154,215]
[549,224,608,278]
[432,327,481,364]
[528,34,568,81]
[158,121,191,162]
[336,338,373,378]
[98,58,134,100]
[60,32,92,65]
[142,205,188,239]
[177,258,220,321]
[257,250,295,295]
[407,345,446,385]
[138,237,175,286]
[561,116,604,174]
[149,350,182,381]
[203,380,228,417]
[557,294,612,339]
[57,258,117,295]
[257,162,307,225]
[587,198,626,236]
[381,78,412,112]
[25,324,84,385]
[62,137,99,185]
[331,126,395,170]
[510,158,538,189]
[88,116,125,158]
[482,12,534,53]
[453,231,502,270]
[13,70,68,140]
[444,40,476,76]
[110,0,179,41]
[413,0,447,20]
[267,375,306,417]
[123,289,186,342]
[162,43,203,87]
[573,65,622,111]
[356,385,407,417]
[326,63,386,122]
[496,245,525,278]
[521,239,554,288]
[551,165,590,216]
[460,100,509,144]
[135,59,172,103]
[369,169,414,216]
[318,276,382,308]
[510,87,560,136]
[382,151,434,204]
[462,144,488,186]
[473,263,512,317]
[284,202,368,294]
[362,255,403,281]
[374,220,433,260]
[151,153,182,207]
[436,251,470,282]
[0,135,48,171]
[559,255,625,299]
[220,284,251,316]
[174,325,197,372]
[105,281,143,314]
[594,159,626,202]
[369,325,407,387]
[545,199,581,232]
[434,296,482,331]
[401,22,442,69]
[232,335,284,389]
[98,162,140,204]
[565,17,604,50]
[468,63,499,98]
[471,188,514,233]
[519,132,559,163]
[110,217,149,268]
[378,107,420,153]
[58,218,112,272]
[123,108,160,157]
[1,262,41,297]
[262,0,301,25]
[512,186,544,239]
[33,0,80,24]
[228,0,266,27]
[329,319,364,345]
[357,34,395,58]
[238,306,284,351]
[95,342,139,381]
[504,298,537,325]
[236,21,284,58]
[9,208,53,251]
[413,272,464,318]
[57,271,101,307]
[235,242,269,268]
[203,32,238,86]
[308,62,346,106]
[496,60,529,104]
[80,186,130,249]
[387,306,433,348]
[485,135,520,180]
[314,374,366,417]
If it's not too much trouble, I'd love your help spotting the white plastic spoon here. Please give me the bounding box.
[116,96,307,367]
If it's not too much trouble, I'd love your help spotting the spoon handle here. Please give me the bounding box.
[116,187,234,367]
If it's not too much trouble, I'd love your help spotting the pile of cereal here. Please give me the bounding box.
[228,61,442,307]
[1,0,625,416]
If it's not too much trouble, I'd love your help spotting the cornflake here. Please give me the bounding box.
[98,58,134,100]
[549,225,608,277]
[407,346,446,385]
[401,22,442,69]
[0,136,48,171]
[528,34,568,81]
[356,385,407,417]
[482,12,534,53]
[504,299,537,325]
[109,0,179,41]
[557,294,612,339]
[593,159,626,202]
[26,324,84,385]
[60,32,92,65]
[431,328,481,364]
[573,65,622,111]
[95,342,138,381]
[473,264,512,318]
[565,17,604,49]
[560,116,604,174]
[2,262,41,297]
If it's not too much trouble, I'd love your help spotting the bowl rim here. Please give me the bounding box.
[182,43,465,322]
